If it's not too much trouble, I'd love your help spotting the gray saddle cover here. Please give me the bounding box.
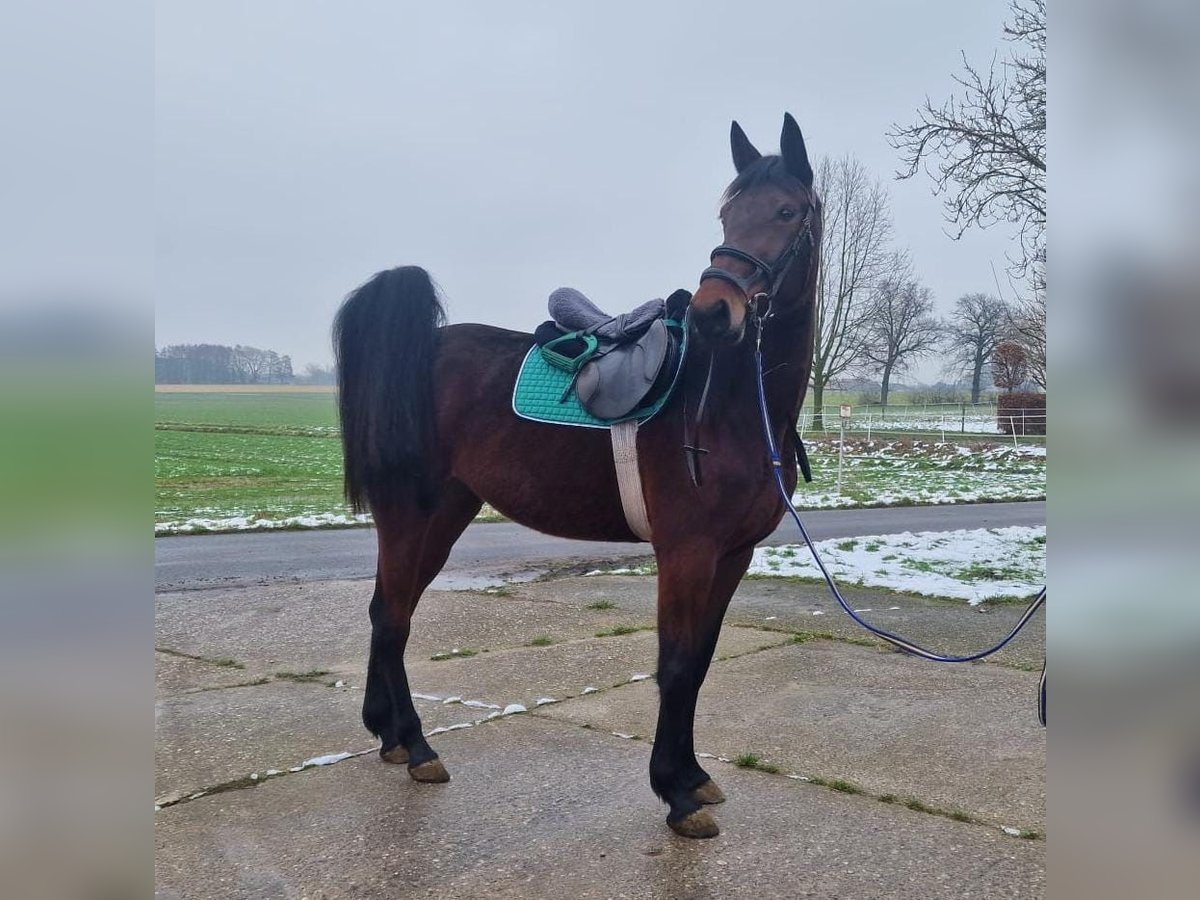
[575,318,671,420]
[548,287,664,342]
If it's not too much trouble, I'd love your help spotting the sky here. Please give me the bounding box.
[154,0,1019,381]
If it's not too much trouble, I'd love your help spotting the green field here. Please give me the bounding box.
[156,390,350,532]
[155,389,1046,535]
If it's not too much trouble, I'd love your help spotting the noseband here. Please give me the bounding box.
[699,192,817,312]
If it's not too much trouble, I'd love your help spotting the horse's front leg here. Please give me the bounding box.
[650,545,753,838]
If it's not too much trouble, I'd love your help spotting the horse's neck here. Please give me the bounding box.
[757,299,814,429]
[687,298,812,435]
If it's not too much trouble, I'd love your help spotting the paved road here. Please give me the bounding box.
[155,500,1044,592]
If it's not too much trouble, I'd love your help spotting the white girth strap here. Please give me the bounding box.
[609,420,652,541]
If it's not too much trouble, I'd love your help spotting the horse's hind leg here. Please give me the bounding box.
[649,545,753,838]
[362,479,482,782]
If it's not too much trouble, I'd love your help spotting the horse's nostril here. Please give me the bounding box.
[696,300,732,336]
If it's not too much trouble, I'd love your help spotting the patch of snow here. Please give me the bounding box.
[581,686,598,695]
[748,526,1045,605]
[265,769,281,776]
[442,696,463,705]
[411,692,441,702]
[628,673,651,683]
[333,680,345,688]
[585,566,654,576]
[1002,826,1022,836]
[156,511,373,536]
[426,723,474,736]
[460,699,501,710]
[501,703,527,716]
[301,752,353,768]
[535,697,558,706]
[612,732,636,740]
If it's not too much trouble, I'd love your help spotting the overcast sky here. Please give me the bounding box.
[155,0,1017,380]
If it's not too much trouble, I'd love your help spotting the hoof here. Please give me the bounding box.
[692,779,726,805]
[380,745,409,765]
[408,758,450,783]
[669,808,719,839]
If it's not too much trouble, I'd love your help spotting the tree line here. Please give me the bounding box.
[155,344,296,384]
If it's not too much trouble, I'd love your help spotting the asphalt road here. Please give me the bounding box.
[155,500,1044,592]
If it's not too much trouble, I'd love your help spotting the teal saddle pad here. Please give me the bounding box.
[512,319,687,429]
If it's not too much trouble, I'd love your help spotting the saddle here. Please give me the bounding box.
[534,287,691,421]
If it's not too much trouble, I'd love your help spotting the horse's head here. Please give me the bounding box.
[691,113,821,344]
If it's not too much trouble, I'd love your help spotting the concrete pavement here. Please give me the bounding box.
[156,565,1045,898]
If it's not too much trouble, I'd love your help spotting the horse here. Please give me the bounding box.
[333,113,822,839]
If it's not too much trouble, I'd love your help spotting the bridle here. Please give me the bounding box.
[682,187,818,487]
[699,187,818,318]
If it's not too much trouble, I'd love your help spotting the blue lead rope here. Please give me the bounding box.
[752,342,1046,717]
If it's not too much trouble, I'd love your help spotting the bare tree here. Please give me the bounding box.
[991,340,1029,393]
[232,345,272,384]
[887,0,1045,298]
[945,292,1011,403]
[810,155,893,425]
[862,253,943,405]
[1009,292,1045,389]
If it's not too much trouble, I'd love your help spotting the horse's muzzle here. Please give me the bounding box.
[690,297,746,344]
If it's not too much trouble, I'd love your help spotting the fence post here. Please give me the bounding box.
[961,402,966,433]
[837,417,845,495]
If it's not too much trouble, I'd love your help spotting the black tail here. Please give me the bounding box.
[333,266,446,512]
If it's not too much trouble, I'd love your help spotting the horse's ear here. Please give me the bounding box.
[730,121,762,173]
[780,113,813,188]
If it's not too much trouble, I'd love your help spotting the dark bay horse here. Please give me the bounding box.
[334,113,822,839]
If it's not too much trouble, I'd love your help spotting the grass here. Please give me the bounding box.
[595,625,648,638]
[156,647,244,670]
[790,436,1045,511]
[274,669,331,683]
[585,599,617,610]
[807,775,863,794]
[430,648,478,661]
[155,391,497,532]
[527,635,554,647]
[156,393,1044,534]
[901,796,976,824]
[955,562,1029,582]
[732,753,781,774]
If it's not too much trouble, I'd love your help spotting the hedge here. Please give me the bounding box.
[996,391,1046,435]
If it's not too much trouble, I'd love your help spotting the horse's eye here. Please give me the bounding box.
[778,207,796,221]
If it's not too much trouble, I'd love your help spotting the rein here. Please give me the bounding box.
[748,306,1048,724]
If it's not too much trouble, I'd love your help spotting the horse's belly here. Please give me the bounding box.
[450,422,642,544]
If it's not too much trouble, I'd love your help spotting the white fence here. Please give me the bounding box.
[797,402,1046,442]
